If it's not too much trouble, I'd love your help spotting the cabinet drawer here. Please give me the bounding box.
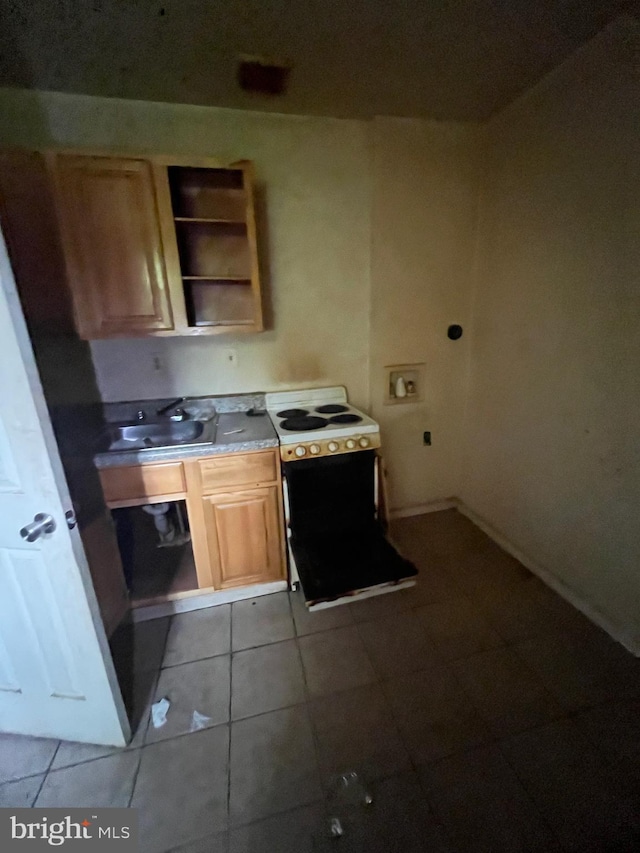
[100,462,186,506]
[198,450,278,493]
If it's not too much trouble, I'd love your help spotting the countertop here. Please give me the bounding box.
[93,395,279,469]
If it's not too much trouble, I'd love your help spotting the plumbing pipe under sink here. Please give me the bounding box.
[141,502,190,547]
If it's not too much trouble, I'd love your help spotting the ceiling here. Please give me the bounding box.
[0,0,635,121]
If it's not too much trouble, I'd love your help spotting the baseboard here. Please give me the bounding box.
[456,500,640,657]
[390,499,457,519]
[132,580,288,622]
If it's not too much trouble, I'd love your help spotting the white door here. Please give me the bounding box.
[0,228,130,746]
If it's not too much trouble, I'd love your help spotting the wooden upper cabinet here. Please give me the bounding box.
[47,153,264,339]
[50,155,176,339]
[0,150,75,334]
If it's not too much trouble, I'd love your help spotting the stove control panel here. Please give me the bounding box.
[281,432,381,461]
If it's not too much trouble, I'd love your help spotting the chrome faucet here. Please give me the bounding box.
[135,410,146,421]
[156,397,187,417]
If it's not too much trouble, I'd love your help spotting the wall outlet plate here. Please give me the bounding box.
[151,353,165,373]
[384,363,425,405]
[222,348,238,368]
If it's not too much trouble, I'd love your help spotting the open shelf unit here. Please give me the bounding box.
[167,164,262,333]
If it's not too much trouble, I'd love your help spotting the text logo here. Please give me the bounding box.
[1,809,137,850]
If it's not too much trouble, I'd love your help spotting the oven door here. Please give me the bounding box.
[283,451,417,609]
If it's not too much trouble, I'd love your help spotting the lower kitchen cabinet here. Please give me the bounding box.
[199,486,284,589]
[98,448,286,605]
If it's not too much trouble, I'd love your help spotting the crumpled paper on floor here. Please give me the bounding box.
[190,710,212,732]
[151,697,170,728]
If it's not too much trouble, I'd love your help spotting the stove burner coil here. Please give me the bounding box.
[280,416,329,431]
[277,408,309,418]
[315,404,348,414]
[329,413,363,424]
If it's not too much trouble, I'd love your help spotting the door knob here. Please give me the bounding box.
[20,513,56,543]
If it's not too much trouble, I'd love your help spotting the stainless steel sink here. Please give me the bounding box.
[106,418,216,452]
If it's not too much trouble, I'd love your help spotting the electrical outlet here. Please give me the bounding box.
[222,348,238,368]
[423,431,432,446]
[151,353,164,373]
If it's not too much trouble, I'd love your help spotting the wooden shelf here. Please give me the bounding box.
[174,216,246,225]
[174,220,251,279]
[182,276,251,282]
[187,278,256,327]
[193,319,254,327]
[168,166,247,220]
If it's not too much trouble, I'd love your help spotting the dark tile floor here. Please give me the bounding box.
[2,509,640,852]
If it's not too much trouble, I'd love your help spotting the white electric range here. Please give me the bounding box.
[265,386,417,610]
[265,386,380,461]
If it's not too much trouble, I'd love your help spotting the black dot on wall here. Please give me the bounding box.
[447,324,463,340]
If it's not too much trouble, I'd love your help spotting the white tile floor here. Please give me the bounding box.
[2,510,640,852]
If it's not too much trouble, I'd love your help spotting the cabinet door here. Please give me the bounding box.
[51,155,174,338]
[202,486,284,589]
[0,150,75,334]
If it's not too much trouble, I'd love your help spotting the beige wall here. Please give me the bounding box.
[461,17,640,647]
[0,88,481,511]
[370,117,480,510]
[0,89,373,409]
